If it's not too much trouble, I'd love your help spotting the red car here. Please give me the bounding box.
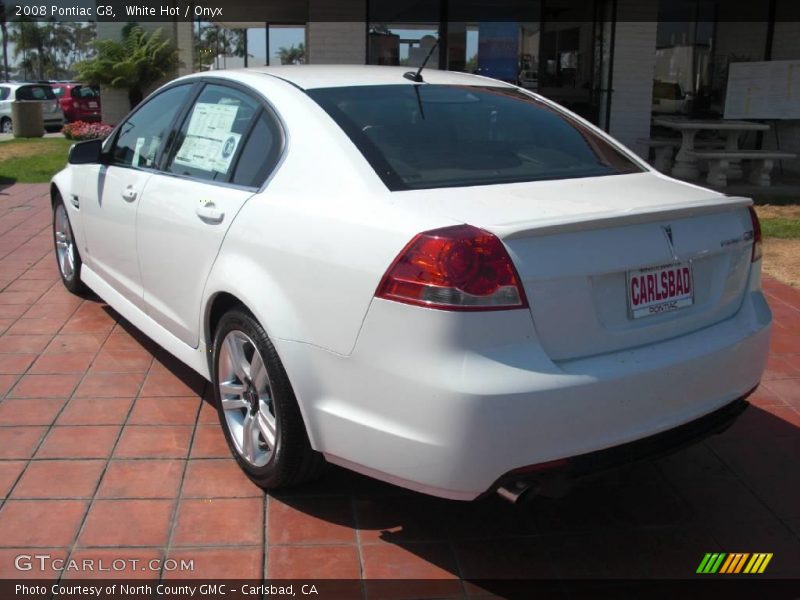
[50,83,101,122]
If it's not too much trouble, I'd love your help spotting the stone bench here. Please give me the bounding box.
[638,137,681,172]
[689,150,797,187]
[639,137,724,172]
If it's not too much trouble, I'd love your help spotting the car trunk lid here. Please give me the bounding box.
[395,172,755,361]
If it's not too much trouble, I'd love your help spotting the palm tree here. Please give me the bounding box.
[76,25,179,109]
[0,4,9,82]
[9,19,51,80]
[277,43,305,65]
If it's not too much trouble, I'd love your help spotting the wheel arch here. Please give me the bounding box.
[50,182,62,206]
[203,289,320,449]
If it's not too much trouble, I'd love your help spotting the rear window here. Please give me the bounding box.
[16,85,56,101]
[0,87,9,101]
[307,84,642,191]
[72,86,99,99]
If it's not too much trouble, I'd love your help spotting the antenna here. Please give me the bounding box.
[403,38,441,83]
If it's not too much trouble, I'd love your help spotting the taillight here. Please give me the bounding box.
[376,224,528,311]
[72,101,80,109]
[748,206,762,262]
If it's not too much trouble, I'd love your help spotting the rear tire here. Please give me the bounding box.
[212,307,325,489]
[0,118,11,134]
[52,194,86,294]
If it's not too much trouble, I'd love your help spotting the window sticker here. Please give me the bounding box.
[174,103,241,173]
[132,137,145,167]
[144,135,160,167]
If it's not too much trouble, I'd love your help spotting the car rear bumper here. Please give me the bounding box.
[278,279,772,501]
[70,112,101,122]
[488,393,750,500]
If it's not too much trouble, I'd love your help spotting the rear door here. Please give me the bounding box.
[15,84,61,120]
[77,84,193,308]
[136,81,284,347]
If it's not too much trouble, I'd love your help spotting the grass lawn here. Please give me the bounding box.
[761,218,800,239]
[0,137,72,184]
[754,205,800,286]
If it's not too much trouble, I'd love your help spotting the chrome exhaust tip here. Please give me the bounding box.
[496,481,536,504]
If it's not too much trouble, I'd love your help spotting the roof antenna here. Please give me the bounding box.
[403,38,440,83]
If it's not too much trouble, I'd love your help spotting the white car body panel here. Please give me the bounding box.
[137,173,255,347]
[50,66,772,500]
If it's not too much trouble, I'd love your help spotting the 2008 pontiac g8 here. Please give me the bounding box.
[51,66,771,501]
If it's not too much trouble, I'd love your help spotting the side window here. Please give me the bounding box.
[16,86,54,100]
[230,110,283,187]
[110,85,191,169]
[165,84,259,183]
[0,87,9,101]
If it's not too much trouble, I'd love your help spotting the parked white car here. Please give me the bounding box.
[0,82,65,133]
[51,66,771,501]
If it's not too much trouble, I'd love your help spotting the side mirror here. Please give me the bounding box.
[68,139,104,165]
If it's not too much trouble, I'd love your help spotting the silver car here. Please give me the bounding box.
[0,83,65,133]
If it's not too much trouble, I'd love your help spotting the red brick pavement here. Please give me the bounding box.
[0,183,799,588]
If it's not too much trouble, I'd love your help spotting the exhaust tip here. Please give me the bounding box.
[497,481,536,504]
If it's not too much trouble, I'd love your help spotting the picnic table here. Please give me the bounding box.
[652,117,769,180]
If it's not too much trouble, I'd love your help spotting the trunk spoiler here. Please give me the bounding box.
[489,196,753,240]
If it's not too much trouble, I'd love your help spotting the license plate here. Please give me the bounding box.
[88,102,98,108]
[626,262,693,319]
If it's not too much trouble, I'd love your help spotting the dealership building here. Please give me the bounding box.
[98,0,800,174]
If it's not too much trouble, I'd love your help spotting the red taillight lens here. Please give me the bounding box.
[376,224,529,311]
[748,206,762,262]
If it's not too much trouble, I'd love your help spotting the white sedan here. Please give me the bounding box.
[51,66,771,502]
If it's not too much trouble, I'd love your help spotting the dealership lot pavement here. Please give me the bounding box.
[0,183,799,587]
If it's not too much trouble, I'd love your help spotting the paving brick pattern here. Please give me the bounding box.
[0,184,799,585]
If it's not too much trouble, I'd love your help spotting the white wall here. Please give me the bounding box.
[307,22,366,64]
[607,0,659,158]
[764,14,800,175]
[307,0,366,65]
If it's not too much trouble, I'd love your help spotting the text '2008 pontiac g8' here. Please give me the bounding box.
[51,65,771,502]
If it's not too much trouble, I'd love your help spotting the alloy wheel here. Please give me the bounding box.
[54,204,75,280]
[218,330,277,467]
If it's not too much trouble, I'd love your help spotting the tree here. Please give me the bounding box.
[76,25,179,109]
[194,24,245,70]
[277,43,305,65]
[0,4,8,82]
[9,18,52,80]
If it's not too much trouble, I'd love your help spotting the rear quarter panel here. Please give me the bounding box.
[200,72,457,356]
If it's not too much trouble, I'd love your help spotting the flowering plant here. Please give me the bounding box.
[62,121,114,141]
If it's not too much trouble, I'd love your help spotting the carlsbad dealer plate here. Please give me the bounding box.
[627,262,694,319]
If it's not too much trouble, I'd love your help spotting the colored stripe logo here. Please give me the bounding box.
[697,553,773,574]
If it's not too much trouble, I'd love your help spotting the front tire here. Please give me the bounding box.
[53,194,86,294]
[212,308,325,489]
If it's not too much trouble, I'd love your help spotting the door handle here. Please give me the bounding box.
[121,186,138,202]
[196,202,225,223]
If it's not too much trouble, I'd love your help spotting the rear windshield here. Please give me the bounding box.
[307,84,642,191]
[72,85,99,99]
[16,85,56,101]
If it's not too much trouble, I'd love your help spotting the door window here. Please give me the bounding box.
[165,84,260,183]
[110,85,192,169]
